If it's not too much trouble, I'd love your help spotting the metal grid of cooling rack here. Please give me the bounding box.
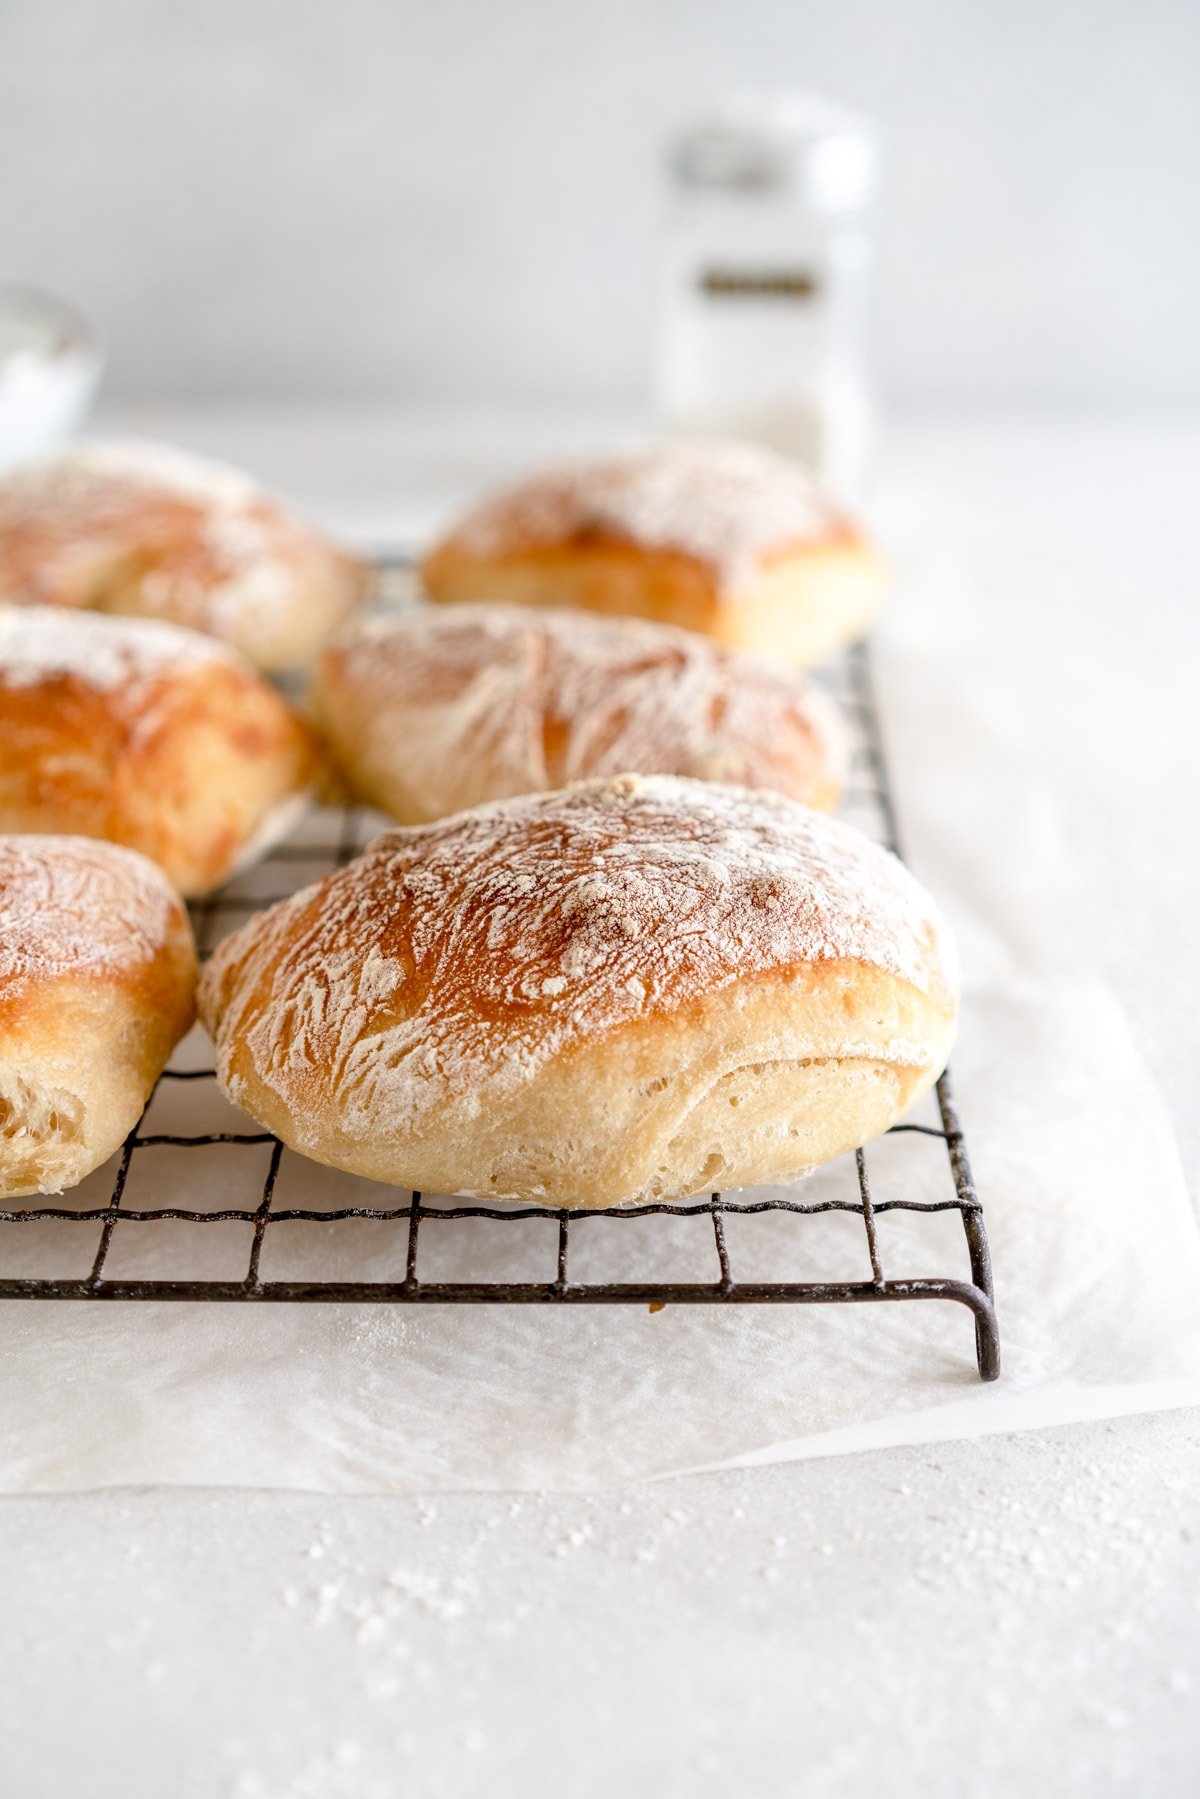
[0,557,1000,1381]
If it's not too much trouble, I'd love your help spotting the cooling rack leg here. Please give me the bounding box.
[970,1293,1001,1381]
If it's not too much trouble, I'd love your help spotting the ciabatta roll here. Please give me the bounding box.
[314,603,848,822]
[0,440,367,669]
[0,608,320,896]
[421,441,886,668]
[0,836,196,1197]
[199,776,957,1207]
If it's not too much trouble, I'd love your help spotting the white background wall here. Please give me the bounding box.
[3,0,1198,408]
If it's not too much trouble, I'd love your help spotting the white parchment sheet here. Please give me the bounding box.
[3,556,1199,1492]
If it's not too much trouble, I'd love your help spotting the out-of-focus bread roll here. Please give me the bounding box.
[0,439,367,669]
[0,608,321,896]
[421,440,886,668]
[199,775,958,1208]
[0,835,196,1197]
[313,603,849,822]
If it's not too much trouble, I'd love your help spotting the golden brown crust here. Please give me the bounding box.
[0,609,321,896]
[313,603,849,822]
[420,443,887,667]
[0,836,197,1197]
[200,775,958,1207]
[0,441,368,669]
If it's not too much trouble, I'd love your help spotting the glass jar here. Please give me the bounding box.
[0,286,102,471]
[655,93,877,501]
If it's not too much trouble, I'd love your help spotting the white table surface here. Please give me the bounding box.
[3,408,1198,1799]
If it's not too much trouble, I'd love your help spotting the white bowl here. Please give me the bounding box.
[0,286,104,472]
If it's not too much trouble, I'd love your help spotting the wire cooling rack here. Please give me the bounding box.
[0,557,999,1381]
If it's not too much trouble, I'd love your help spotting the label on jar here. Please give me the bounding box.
[699,269,822,299]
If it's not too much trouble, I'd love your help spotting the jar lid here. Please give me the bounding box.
[671,92,877,210]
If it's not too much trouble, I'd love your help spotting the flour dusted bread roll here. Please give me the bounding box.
[0,608,320,896]
[0,836,196,1197]
[314,603,849,823]
[0,440,367,669]
[421,441,886,668]
[200,775,958,1207]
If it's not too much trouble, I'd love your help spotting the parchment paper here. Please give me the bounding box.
[2,552,1198,1492]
